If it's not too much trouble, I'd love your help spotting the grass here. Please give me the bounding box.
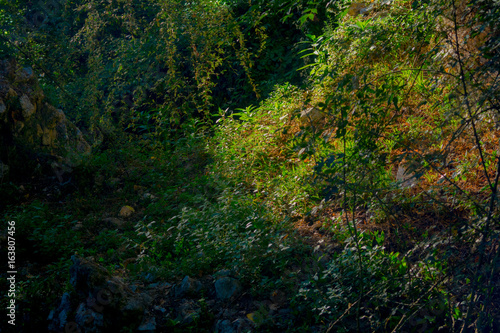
[1,0,499,331]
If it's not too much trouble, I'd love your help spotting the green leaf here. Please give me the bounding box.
[299,13,314,25]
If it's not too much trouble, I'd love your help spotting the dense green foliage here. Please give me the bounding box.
[1,0,499,331]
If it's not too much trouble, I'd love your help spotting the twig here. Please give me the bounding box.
[390,278,445,333]
[325,286,376,333]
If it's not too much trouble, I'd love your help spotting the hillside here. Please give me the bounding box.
[0,0,499,332]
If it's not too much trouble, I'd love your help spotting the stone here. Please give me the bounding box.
[181,310,200,325]
[20,94,35,119]
[123,293,153,314]
[16,67,35,83]
[137,316,156,332]
[233,317,254,332]
[214,269,233,278]
[7,88,17,98]
[0,99,5,115]
[65,256,155,331]
[72,221,84,231]
[148,281,171,291]
[69,256,110,294]
[278,308,292,317]
[42,127,56,146]
[55,118,68,141]
[222,308,237,319]
[119,205,135,217]
[396,161,419,188]
[142,192,157,201]
[107,177,121,188]
[0,160,8,177]
[47,256,175,332]
[348,2,370,16]
[106,177,122,188]
[270,289,287,305]
[216,319,235,333]
[153,305,167,313]
[14,120,24,132]
[94,174,105,187]
[300,107,323,124]
[0,59,90,182]
[75,128,89,154]
[75,302,104,332]
[215,277,242,301]
[51,161,73,183]
[102,217,128,230]
[176,299,201,325]
[47,292,72,331]
[134,185,146,192]
[174,276,202,298]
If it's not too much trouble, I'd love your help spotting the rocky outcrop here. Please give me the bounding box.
[0,58,90,180]
[48,259,295,332]
[215,276,242,301]
[49,256,157,332]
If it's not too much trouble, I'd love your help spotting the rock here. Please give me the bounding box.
[0,99,5,115]
[148,282,172,290]
[174,276,202,298]
[48,292,72,331]
[176,299,201,325]
[75,302,104,332]
[58,256,156,331]
[51,161,72,183]
[137,315,156,332]
[72,221,84,231]
[142,192,157,201]
[0,59,90,182]
[348,2,371,16]
[396,161,419,188]
[69,256,110,294]
[215,277,242,301]
[7,87,17,98]
[19,94,35,118]
[153,305,167,314]
[0,160,8,177]
[246,310,266,326]
[359,3,373,15]
[278,308,293,317]
[300,107,323,124]
[141,272,156,283]
[310,199,325,217]
[214,269,233,278]
[94,174,105,187]
[107,177,121,188]
[119,205,135,218]
[270,290,287,306]
[181,310,200,325]
[102,217,128,230]
[233,317,254,332]
[123,292,153,315]
[15,67,35,83]
[216,319,235,333]
[134,185,146,193]
[222,308,237,319]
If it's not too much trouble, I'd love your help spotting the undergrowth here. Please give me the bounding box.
[1,0,499,331]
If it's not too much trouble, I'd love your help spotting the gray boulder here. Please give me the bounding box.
[215,277,242,301]
[49,256,155,332]
[216,319,235,333]
[174,276,202,298]
[0,59,90,181]
[47,292,72,332]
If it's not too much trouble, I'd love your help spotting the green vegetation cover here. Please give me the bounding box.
[1,0,499,331]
